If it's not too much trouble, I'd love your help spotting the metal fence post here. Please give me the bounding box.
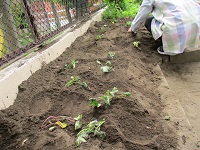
[50,0,61,29]
[42,0,51,30]
[21,0,39,41]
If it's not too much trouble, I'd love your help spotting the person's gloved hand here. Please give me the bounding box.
[127,28,137,36]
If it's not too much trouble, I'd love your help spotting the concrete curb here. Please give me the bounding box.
[0,9,105,109]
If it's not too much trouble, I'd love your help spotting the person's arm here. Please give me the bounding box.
[130,0,155,32]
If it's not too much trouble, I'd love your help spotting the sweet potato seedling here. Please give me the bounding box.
[64,59,79,69]
[89,98,101,107]
[75,119,106,147]
[65,76,80,87]
[89,87,118,107]
[97,60,112,73]
[74,114,82,130]
[100,66,112,73]
[133,41,141,50]
[65,76,89,89]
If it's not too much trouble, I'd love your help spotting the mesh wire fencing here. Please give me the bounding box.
[0,0,104,66]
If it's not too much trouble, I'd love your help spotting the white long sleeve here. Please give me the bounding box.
[131,0,155,32]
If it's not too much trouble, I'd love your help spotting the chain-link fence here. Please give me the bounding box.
[0,0,104,66]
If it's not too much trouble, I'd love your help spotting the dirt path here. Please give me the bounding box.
[161,62,200,142]
[0,18,195,150]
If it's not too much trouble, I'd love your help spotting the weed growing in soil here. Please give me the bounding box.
[65,76,89,89]
[75,119,106,147]
[64,59,79,69]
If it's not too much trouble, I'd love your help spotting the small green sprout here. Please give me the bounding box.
[101,66,112,73]
[64,59,79,69]
[75,120,106,147]
[105,61,111,66]
[74,114,82,130]
[133,41,141,50]
[164,115,171,121]
[124,92,131,97]
[108,51,115,59]
[89,87,119,108]
[65,76,80,87]
[71,60,79,69]
[96,35,102,40]
[89,98,101,108]
[65,76,89,89]
[82,82,88,88]
[97,60,102,65]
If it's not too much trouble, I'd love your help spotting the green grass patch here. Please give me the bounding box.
[103,0,140,20]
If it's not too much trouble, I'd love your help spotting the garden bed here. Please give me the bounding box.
[0,18,177,149]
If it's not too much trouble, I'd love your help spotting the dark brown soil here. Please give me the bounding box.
[0,18,177,150]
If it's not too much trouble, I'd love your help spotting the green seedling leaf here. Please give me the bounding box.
[75,136,87,147]
[89,98,101,107]
[107,87,118,97]
[71,59,79,69]
[96,35,102,40]
[75,121,82,130]
[65,76,80,87]
[133,41,141,49]
[108,51,115,59]
[101,66,112,73]
[75,119,105,147]
[64,64,68,69]
[94,130,106,139]
[124,92,131,97]
[74,114,82,130]
[105,61,111,66]
[97,60,102,65]
[74,114,82,121]
[103,95,110,106]
[82,82,88,88]
[164,115,171,120]
[49,126,56,132]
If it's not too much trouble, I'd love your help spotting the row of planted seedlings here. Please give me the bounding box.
[40,35,131,148]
